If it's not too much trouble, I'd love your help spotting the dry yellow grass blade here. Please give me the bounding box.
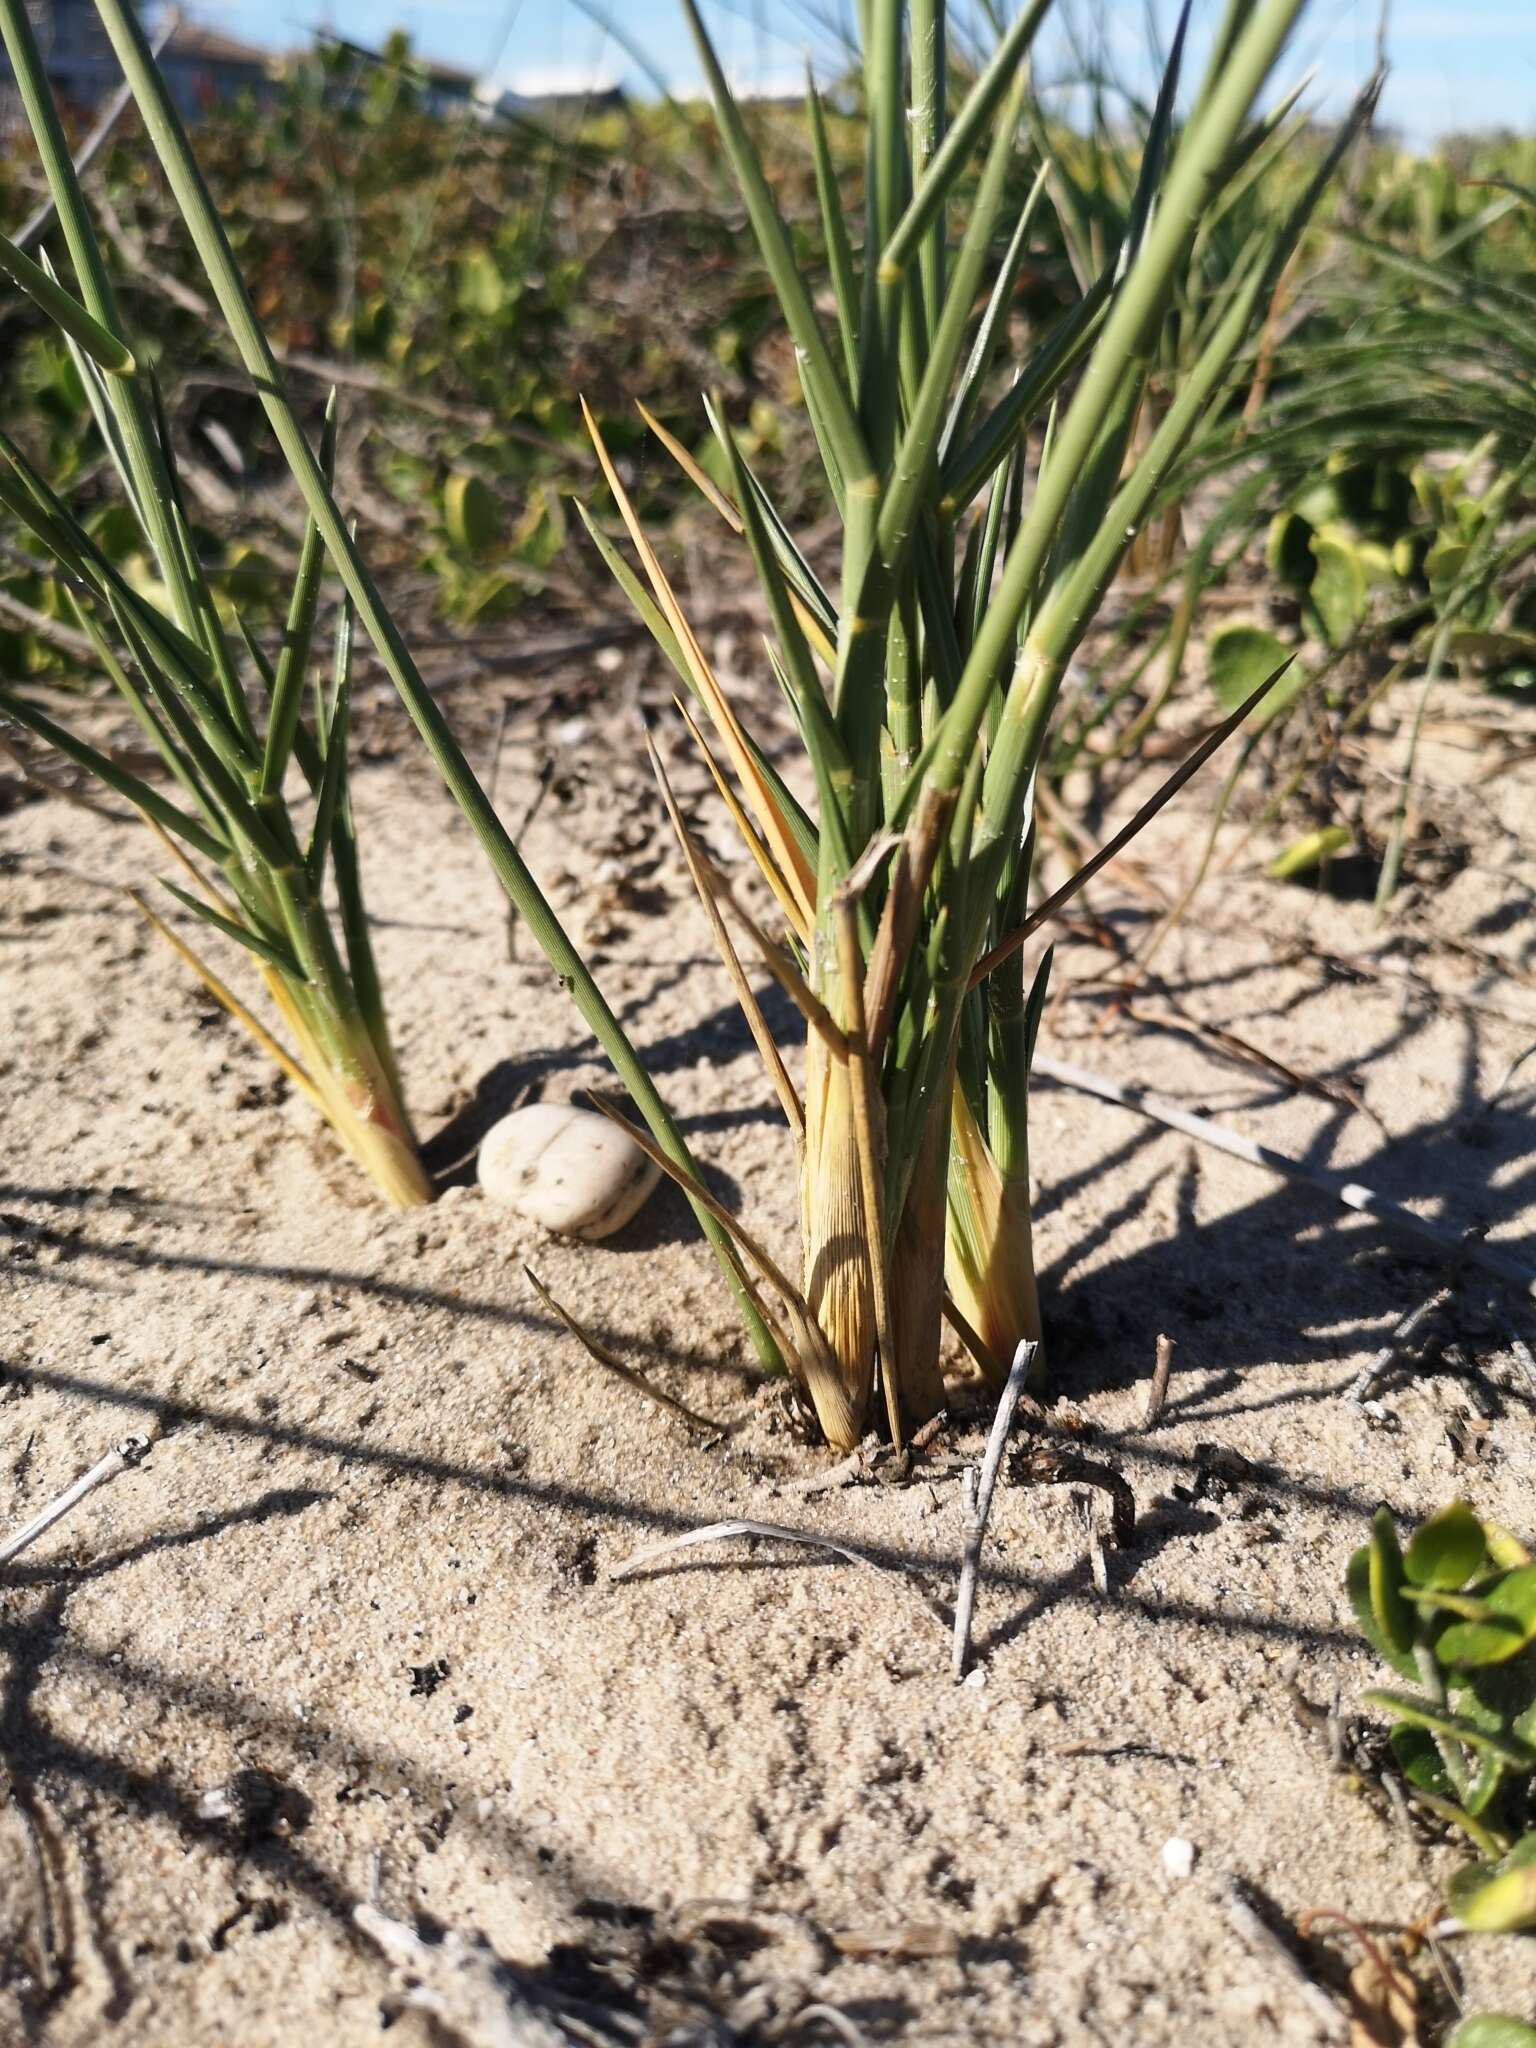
[646,730,804,1146]
[672,696,811,947]
[945,1089,1042,1384]
[702,858,848,1056]
[581,397,816,932]
[636,400,742,530]
[635,401,838,670]
[258,968,430,1207]
[140,820,428,1206]
[833,895,903,1449]
[585,1092,859,1445]
[524,1265,727,1436]
[800,1031,876,1443]
[126,889,322,1106]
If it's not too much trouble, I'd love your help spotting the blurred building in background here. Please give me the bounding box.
[2,4,633,130]
[2,0,283,121]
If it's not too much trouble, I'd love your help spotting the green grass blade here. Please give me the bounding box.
[63,589,213,819]
[877,70,1028,566]
[940,157,1051,465]
[262,394,338,798]
[909,0,947,346]
[572,499,690,683]
[716,415,854,893]
[929,0,1311,804]
[306,597,353,888]
[1120,0,1193,270]
[938,272,1112,517]
[806,72,860,386]
[0,229,134,374]
[880,0,1054,279]
[0,430,232,736]
[676,0,869,499]
[0,0,204,640]
[699,396,840,646]
[0,686,227,861]
[159,879,304,977]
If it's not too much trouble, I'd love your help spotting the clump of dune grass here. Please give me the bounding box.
[577,0,1375,1447]
[0,0,433,1202]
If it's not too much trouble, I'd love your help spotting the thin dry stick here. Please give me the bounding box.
[1033,1054,1536,1304]
[0,1434,151,1569]
[1218,1877,1348,2041]
[967,667,1292,989]
[1344,1284,1453,1405]
[524,1266,726,1438]
[952,1339,1039,1683]
[2,1766,58,1995]
[610,1518,915,1583]
[1506,1330,1536,1401]
[1144,1332,1176,1428]
[353,1903,572,2048]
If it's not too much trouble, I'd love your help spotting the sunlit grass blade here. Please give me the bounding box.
[0,684,227,860]
[0,228,135,374]
[158,879,305,977]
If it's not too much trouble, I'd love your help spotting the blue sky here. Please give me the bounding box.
[186,0,1533,147]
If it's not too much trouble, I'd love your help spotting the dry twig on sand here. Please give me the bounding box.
[0,1434,151,1570]
[354,1904,579,2048]
[1144,1332,1177,1427]
[1015,1448,1137,1549]
[1034,1053,1536,1302]
[1344,1284,1453,1404]
[1217,1876,1348,2041]
[952,1341,1038,1683]
[610,1519,912,1584]
[524,1267,727,1439]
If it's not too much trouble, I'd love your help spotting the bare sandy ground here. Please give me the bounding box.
[2,674,1535,2045]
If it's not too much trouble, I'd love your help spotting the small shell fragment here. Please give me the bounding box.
[1160,1837,1197,1880]
[478,1103,660,1241]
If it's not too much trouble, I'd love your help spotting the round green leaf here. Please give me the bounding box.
[1448,1859,1536,1934]
[1206,624,1304,728]
[443,472,500,554]
[1266,509,1315,589]
[1406,1502,1486,1589]
[457,248,505,319]
[1389,1723,1452,1798]
[1448,2020,1536,2048]
[1485,1567,1536,1637]
[1307,535,1368,645]
[1484,1525,1534,1571]
[1439,1618,1531,1669]
[1370,1508,1416,1659]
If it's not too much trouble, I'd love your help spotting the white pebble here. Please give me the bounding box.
[478,1103,660,1240]
[1160,1836,1197,1880]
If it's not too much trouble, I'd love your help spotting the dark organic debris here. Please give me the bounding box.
[409,1658,450,1699]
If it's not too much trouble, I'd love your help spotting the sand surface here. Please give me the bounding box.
[2,671,1535,2045]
